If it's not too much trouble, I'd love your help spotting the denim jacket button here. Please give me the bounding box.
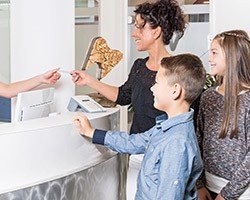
[174,180,179,185]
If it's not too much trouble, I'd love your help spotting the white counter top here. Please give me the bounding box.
[0,108,119,135]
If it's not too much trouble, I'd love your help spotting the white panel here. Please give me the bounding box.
[210,0,250,37]
[0,109,119,194]
[168,22,210,72]
[10,0,75,113]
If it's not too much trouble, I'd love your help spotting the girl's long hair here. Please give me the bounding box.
[214,30,250,139]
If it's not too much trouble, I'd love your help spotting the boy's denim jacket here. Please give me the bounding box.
[93,109,203,200]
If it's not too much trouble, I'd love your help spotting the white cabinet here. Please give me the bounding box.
[0,108,125,200]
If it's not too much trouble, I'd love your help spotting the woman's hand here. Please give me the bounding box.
[71,70,94,86]
[70,69,119,102]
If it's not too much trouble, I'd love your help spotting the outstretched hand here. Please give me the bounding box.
[73,114,95,138]
[42,68,61,84]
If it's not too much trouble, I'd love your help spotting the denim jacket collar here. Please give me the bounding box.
[155,109,194,133]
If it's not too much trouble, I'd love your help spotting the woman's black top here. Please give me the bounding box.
[116,57,164,134]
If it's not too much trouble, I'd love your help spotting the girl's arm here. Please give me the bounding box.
[220,116,250,199]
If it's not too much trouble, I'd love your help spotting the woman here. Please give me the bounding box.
[71,0,186,199]
[71,0,186,134]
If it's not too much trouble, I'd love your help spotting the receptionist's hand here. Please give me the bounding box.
[41,68,61,84]
[73,114,95,138]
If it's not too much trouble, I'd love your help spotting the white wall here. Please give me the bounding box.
[10,0,75,114]
[210,0,250,38]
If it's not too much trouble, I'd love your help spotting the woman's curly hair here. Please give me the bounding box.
[134,0,187,45]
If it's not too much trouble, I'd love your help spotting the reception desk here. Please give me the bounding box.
[0,108,126,200]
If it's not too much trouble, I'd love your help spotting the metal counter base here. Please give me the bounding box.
[0,155,121,200]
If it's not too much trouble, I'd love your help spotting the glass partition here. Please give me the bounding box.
[75,0,99,95]
[75,0,98,8]
[128,0,209,6]
[0,0,10,84]
[0,0,11,123]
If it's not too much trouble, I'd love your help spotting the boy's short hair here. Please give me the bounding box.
[161,54,206,104]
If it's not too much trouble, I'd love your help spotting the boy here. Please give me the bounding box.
[73,54,206,200]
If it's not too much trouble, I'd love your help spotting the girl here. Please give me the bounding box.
[196,30,250,200]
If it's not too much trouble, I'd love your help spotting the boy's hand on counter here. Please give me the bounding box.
[73,114,95,138]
